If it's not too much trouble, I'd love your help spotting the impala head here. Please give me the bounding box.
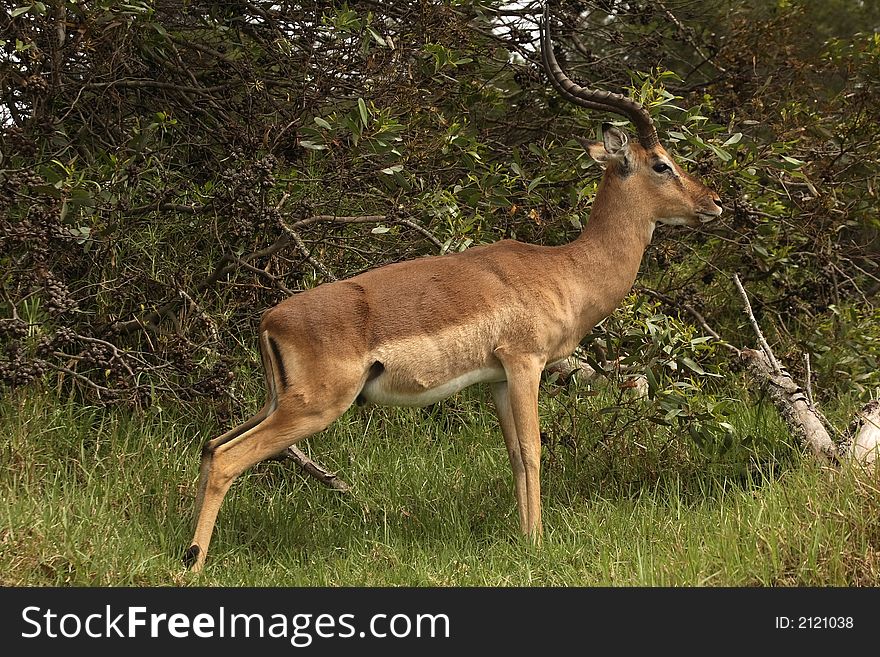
[541,4,723,228]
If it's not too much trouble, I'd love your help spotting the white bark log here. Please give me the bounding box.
[742,348,840,465]
[848,400,880,472]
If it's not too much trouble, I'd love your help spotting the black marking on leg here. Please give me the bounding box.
[268,336,288,389]
[367,361,384,381]
[183,545,200,568]
[355,394,366,406]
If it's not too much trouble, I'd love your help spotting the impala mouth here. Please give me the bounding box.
[697,211,721,223]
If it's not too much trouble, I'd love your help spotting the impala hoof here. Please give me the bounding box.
[183,545,201,569]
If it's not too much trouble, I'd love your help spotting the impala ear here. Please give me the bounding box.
[601,124,629,154]
[581,124,631,166]
[582,139,610,163]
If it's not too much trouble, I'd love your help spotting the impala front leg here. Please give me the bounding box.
[493,347,544,541]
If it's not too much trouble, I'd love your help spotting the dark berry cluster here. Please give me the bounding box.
[1,127,37,158]
[42,271,78,316]
[79,341,114,370]
[0,340,47,388]
[0,169,43,214]
[218,155,279,241]
[193,361,235,398]
[0,357,47,387]
[36,326,75,356]
[0,318,28,341]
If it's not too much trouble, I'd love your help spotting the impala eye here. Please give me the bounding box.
[653,161,672,174]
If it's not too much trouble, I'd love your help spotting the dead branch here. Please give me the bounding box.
[741,347,839,464]
[847,401,880,472]
[734,273,878,473]
[732,274,781,372]
[277,446,351,492]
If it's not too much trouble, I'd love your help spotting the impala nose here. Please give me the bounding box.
[713,196,723,212]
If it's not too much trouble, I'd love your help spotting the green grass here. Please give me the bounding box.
[1,386,879,586]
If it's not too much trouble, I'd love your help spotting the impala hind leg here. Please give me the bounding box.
[191,406,270,529]
[184,393,358,572]
[184,367,367,572]
[191,332,279,529]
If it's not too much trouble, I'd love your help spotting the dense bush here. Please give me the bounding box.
[1,1,877,431]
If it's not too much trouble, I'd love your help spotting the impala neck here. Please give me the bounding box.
[565,174,655,331]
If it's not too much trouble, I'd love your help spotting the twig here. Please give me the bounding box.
[804,352,814,407]
[395,217,444,251]
[733,274,781,373]
[278,222,338,282]
[45,362,114,398]
[230,257,293,295]
[76,333,136,378]
[129,202,203,216]
[179,289,220,343]
[81,79,233,96]
[279,446,351,492]
[289,214,387,229]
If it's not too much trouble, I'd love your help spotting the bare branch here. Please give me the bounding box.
[277,222,338,282]
[804,352,814,407]
[733,274,781,373]
[394,217,444,251]
[275,446,351,492]
[742,348,840,465]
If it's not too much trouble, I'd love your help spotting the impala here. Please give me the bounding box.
[184,4,722,571]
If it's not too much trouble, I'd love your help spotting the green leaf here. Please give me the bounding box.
[527,175,545,192]
[367,26,387,47]
[371,225,390,234]
[707,143,732,162]
[723,132,743,146]
[313,117,332,130]
[645,367,659,396]
[380,165,403,174]
[357,98,369,127]
[11,6,32,18]
[678,357,706,376]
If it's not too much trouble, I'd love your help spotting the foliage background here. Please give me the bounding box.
[1,1,879,584]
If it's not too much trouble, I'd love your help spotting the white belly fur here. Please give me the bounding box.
[360,366,506,407]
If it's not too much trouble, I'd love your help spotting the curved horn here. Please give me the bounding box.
[540,3,660,149]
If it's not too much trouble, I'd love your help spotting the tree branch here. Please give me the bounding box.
[279,445,351,492]
[733,274,781,372]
